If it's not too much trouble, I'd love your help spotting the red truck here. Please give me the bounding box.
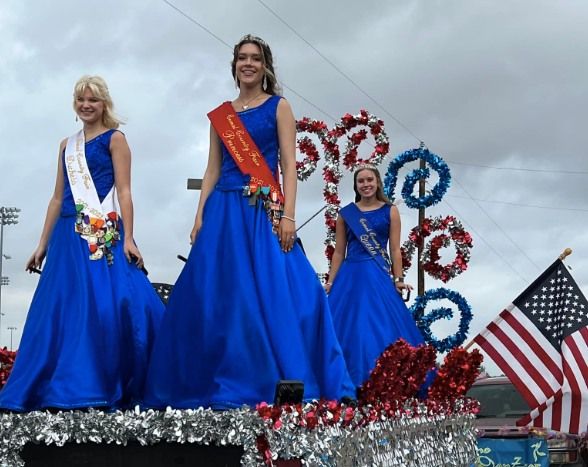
[468,376,587,466]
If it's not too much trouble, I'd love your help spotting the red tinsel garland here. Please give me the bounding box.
[427,346,484,403]
[0,347,16,388]
[358,339,436,406]
[401,215,473,282]
[254,339,482,463]
[256,339,482,429]
[295,118,328,182]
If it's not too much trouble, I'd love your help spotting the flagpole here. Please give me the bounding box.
[463,248,573,352]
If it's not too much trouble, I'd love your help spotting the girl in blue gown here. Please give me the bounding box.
[0,76,164,411]
[325,165,425,389]
[143,35,354,409]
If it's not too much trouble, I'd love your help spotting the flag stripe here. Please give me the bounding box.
[577,327,588,388]
[522,390,562,428]
[500,308,563,382]
[563,334,587,434]
[475,308,560,405]
[551,392,563,431]
[563,365,580,433]
[474,333,539,407]
[487,320,555,399]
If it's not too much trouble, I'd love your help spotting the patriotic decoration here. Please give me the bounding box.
[383,147,451,209]
[473,259,588,435]
[295,111,390,263]
[401,215,473,282]
[0,348,16,388]
[410,288,473,352]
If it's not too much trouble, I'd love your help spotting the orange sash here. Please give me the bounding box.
[208,102,284,232]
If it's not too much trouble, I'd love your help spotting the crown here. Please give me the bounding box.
[356,163,378,172]
[237,34,268,48]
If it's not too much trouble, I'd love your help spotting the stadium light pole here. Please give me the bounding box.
[0,207,20,347]
[7,326,17,351]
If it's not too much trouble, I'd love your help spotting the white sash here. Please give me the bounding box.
[64,130,120,263]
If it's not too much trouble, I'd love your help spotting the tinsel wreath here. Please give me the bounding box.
[410,288,473,353]
[384,147,450,209]
[401,215,473,282]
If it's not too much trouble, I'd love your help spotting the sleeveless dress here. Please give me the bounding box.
[328,203,425,388]
[0,129,164,411]
[143,96,354,409]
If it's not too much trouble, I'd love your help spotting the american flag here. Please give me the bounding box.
[473,259,588,434]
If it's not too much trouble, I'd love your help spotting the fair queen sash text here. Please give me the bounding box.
[339,202,392,275]
[208,102,284,232]
[64,130,120,264]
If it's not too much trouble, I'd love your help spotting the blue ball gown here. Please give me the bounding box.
[328,203,425,388]
[143,96,354,409]
[0,129,164,411]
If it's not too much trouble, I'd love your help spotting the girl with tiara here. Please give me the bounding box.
[325,164,425,389]
[143,35,354,409]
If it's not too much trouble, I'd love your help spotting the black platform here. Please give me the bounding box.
[21,442,244,467]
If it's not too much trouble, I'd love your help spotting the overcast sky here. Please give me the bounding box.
[1,1,587,375]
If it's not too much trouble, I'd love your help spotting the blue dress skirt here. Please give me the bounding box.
[0,130,164,411]
[143,96,354,409]
[329,204,425,388]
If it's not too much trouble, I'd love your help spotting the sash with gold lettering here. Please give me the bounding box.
[64,130,120,264]
[339,202,391,274]
[208,102,284,233]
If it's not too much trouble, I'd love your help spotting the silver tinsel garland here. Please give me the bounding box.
[0,404,477,466]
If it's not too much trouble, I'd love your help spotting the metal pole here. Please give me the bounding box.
[0,207,20,349]
[417,154,426,297]
[0,213,4,348]
[7,326,16,351]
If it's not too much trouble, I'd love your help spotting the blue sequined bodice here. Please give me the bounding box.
[216,95,281,188]
[345,204,391,261]
[61,129,117,217]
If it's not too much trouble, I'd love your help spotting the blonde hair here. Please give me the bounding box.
[72,75,124,129]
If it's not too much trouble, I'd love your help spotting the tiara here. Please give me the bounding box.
[356,163,378,171]
[237,34,268,48]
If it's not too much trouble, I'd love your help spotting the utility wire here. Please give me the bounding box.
[255,0,423,144]
[161,0,338,122]
[256,1,588,176]
[446,159,588,175]
[446,194,588,213]
[438,197,530,285]
[162,0,231,47]
[444,177,542,271]
[160,0,544,282]
[253,1,563,277]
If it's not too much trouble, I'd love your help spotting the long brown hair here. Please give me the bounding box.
[353,166,391,204]
[231,34,281,95]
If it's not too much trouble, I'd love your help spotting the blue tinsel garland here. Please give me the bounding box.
[410,288,472,353]
[384,148,451,209]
